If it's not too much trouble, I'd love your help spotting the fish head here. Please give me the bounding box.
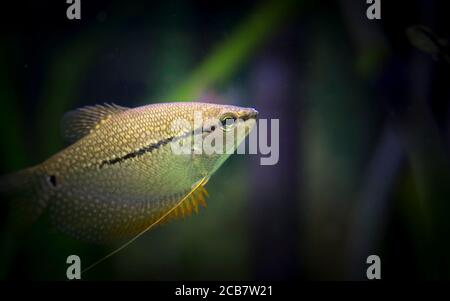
[198,103,258,150]
[167,102,258,178]
[202,103,258,135]
[198,103,258,177]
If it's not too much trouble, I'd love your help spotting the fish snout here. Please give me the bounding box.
[240,108,258,121]
[248,108,259,118]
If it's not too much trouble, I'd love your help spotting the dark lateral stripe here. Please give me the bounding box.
[99,136,175,168]
[99,126,209,168]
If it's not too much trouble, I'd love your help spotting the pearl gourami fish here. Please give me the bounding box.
[1,102,258,244]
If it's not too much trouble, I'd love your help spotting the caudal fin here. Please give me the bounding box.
[0,167,50,229]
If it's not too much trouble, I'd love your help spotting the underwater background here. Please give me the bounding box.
[1,0,450,280]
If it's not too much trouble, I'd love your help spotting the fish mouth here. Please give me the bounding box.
[241,108,259,121]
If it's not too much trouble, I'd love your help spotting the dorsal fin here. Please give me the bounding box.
[61,103,129,143]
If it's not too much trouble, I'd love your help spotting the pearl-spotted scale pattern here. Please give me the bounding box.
[37,102,256,244]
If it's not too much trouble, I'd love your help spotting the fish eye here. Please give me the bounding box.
[219,113,237,131]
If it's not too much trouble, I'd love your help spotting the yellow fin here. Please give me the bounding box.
[161,178,209,223]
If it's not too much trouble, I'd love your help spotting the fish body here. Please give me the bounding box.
[2,102,257,243]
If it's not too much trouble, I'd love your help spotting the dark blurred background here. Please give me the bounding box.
[1,0,450,280]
